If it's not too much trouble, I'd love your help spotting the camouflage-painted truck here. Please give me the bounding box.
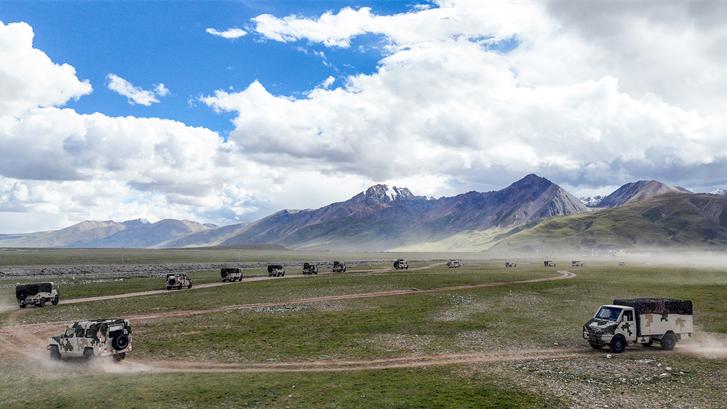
[15,282,59,308]
[166,273,192,290]
[221,267,243,282]
[48,319,132,362]
[302,262,318,275]
[583,298,693,353]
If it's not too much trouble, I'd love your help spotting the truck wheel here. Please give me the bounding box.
[610,335,626,353]
[83,348,94,362]
[52,295,59,305]
[589,342,602,350]
[640,340,653,347]
[49,345,61,361]
[660,332,677,351]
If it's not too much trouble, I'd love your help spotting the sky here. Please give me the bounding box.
[2,0,727,233]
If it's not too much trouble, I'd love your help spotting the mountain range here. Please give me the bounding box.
[1,174,726,252]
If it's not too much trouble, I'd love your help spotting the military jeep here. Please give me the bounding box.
[393,259,409,270]
[267,264,286,277]
[446,259,461,268]
[221,267,243,282]
[48,319,132,362]
[166,273,192,290]
[16,282,59,308]
[332,261,347,273]
[302,262,318,275]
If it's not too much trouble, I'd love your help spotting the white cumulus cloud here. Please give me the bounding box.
[206,27,247,39]
[106,73,169,106]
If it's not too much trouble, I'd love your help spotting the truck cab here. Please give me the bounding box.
[583,298,693,353]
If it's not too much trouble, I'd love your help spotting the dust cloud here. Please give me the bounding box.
[677,333,727,359]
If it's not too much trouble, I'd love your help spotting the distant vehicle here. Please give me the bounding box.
[446,259,461,268]
[544,260,556,267]
[166,273,192,290]
[16,283,59,308]
[48,319,132,362]
[571,261,584,267]
[393,259,409,270]
[267,264,286,277]
[505,262,517,268]
[302,262,319,275]
[332,261,347,273]
[618,262,626,266]
[220,267,243,282]
[583,298,693,353]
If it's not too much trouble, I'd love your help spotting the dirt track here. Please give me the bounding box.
[0,269,579,374]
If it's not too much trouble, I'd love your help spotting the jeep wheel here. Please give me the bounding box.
[660,332,677,351]
[52,295,59,305]
[610,335,626,353]
[49,345,61,361]
[38,298,46,307]
[83,348,94,362]
[112,334,130,351]
[589,342,602,350]
[17,290,27,301]
[19,303,26,309]
[113,352,126,362]
[187,283,192,289]
[166,286,172,290]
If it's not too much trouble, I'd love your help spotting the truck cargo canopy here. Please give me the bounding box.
[613,298,692,315]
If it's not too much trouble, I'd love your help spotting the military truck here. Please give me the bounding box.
[332,261,347,273]
[166,273,192,290]
[221,267,243,282]
[571,261,584,267]
[302,262,319,275]
[48,319,132,362]
[267,264,286,277]
[583,298,693,353]
[447,259,461,268]
[544,260,556,267]
[16,283,59,308]
[505,262,517,268]
[393,259,409,270]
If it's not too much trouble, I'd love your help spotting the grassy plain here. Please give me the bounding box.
[1,251,726,408]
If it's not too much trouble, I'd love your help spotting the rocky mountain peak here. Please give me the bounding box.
[363,184,415,203]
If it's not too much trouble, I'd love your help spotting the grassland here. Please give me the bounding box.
[1,253,726,408]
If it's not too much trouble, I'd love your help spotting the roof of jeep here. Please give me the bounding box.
[72,318,129,327]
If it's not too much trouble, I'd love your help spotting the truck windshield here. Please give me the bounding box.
[595,307,622,321]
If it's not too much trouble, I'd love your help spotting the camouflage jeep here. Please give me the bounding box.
[332,261,347,273]
[393,259,409,270]
[166,273,192,290]
[16,282,59,308]
[221,267,243,282]
[302,262,319,275]
[48,319,132,362]
[446,259,461,268]
[267,264,286,277]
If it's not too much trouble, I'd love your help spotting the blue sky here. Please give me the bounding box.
[1,1,726,232]
[1,1,420,136]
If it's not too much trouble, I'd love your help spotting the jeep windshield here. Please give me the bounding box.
[595,306,622,321]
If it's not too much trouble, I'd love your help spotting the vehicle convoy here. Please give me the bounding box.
[505,262,517,268]
[267,264,286,277]
[166,273,192,290]
[332,261,347,273]
[48,319,132,362]
[583,298,693,353]
[393,259,409,270]
[571,261,584,267]
[15,282,59,308]
[220,267,243,282]
[302,262,319,275]
[447,259,461,268]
